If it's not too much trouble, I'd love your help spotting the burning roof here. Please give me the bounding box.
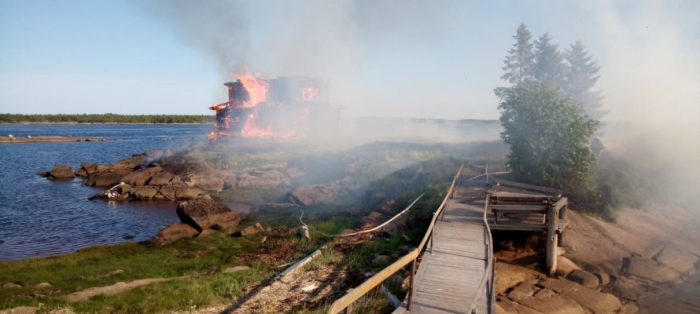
[208,67,337,140]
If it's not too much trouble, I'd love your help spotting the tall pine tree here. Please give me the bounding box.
[501,23,535,84]
[533,33,565,88]
[564,40,605,121]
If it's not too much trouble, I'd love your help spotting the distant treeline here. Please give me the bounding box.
[0,114,215,124]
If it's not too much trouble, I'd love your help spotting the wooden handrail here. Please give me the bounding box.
[469,194,495,313]
[326,164,464,314]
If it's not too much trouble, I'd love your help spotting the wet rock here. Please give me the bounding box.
[87,169,132,187]
[223,266,251,274]
[0,239,4,245]
[497,299,544,314]
[80,163,101,175]
[48,164,74,179]
[2,282,22,289]
[131,186,158,199]
[567,270,599,288]
[120,166,162,186]
[196,229,217,238]
[150,223,199,245]
[623,256,681,283]
[73,168,87,177]
[372,255,392,266]
[177,199,239,231]
[652,246,699,274]
[175,187,204,199]
[36,171,47,177]
[237,170,290,188]
[556,256,581,277]
[34,282,52,289]
[286,184,339,206]
[507,283,540,302]
[517,288,586,314]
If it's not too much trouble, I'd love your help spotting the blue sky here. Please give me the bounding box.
[1,0,698,120]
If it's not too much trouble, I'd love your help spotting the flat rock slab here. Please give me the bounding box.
[624,257,681,283]
[516,288,587,314]
[497,299,544,314]
[567,270,599,288]
[652,246,699,274]
[64,278,169,302]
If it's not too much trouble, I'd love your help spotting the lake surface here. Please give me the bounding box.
[0,124,210,260]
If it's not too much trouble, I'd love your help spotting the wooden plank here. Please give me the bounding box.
[492,178,563,195]
[490,204,548,211]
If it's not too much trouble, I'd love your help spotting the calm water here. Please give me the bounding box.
[0,124,210,260]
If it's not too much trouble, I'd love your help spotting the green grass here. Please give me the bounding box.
[0,232,269,312]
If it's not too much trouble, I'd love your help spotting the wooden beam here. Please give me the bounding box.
[492,178,562,196]
[546,205,559,277]
[489,204,548,212]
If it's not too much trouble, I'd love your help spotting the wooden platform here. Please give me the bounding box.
[393,185,492,313]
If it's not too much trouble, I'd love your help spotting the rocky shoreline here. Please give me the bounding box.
[495,207,700,314]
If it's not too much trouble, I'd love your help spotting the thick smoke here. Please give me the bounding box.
[584,1,700,192]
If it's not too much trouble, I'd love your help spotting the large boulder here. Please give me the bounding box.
[86,155,146,187]
[286,184,339,206]
[176,199,239,231]
[237,170,290,188]
[48,164,75,179]
[150,223,198,245]
[120,166,162,186]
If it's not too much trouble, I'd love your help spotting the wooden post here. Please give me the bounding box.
[546,204,558,277]
[558,201,568,247]
[407,259,417,310]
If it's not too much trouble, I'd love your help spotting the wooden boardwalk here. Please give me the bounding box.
[394,183,493,314]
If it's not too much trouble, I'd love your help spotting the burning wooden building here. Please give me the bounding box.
[208,70,339,140]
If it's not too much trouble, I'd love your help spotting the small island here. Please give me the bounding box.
[0,135,113,143]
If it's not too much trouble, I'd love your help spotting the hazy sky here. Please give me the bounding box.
[1,0,698,121]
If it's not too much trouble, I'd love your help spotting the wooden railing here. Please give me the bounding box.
[327,164,497,314]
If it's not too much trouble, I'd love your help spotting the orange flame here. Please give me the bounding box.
[302,87,319,101]
[234,65,268,108]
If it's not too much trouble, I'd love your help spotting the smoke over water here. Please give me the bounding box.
[135,0,699,183]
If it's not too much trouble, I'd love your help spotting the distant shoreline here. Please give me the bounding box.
[0,122,213,125]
